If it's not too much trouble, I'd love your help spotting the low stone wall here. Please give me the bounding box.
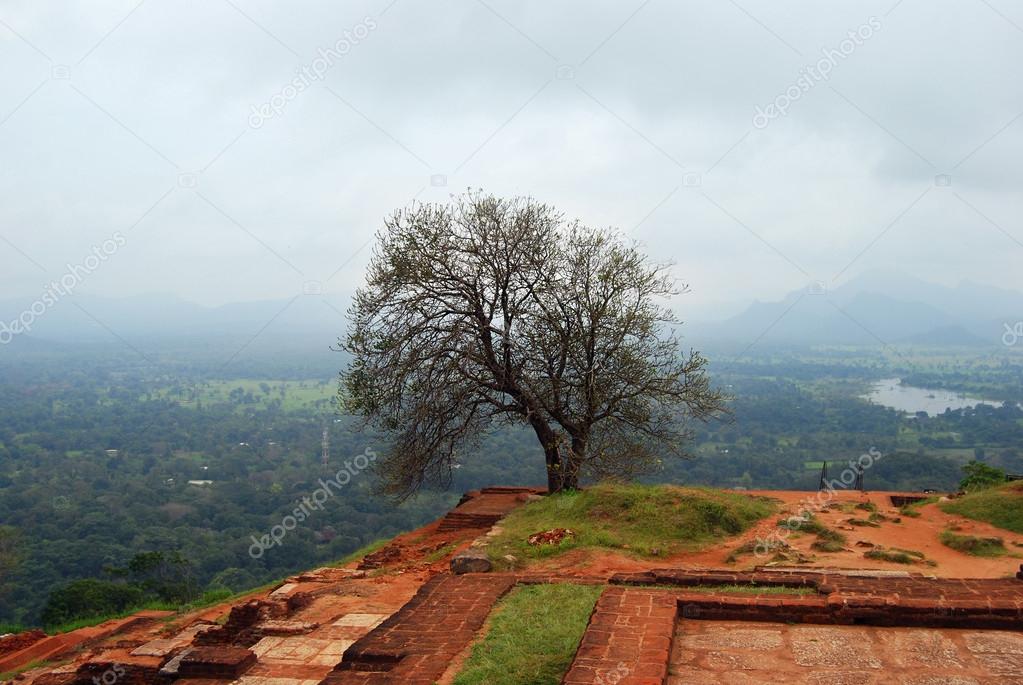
[0,630,46,658]
[610,568,1023,629]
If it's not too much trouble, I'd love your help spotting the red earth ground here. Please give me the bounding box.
[516,489,1023,580]
[3,487,1021,685]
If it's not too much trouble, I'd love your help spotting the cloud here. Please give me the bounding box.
[0,0,1020,324]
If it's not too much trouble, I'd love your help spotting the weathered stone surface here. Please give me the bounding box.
[158,647,192,677]
[332,614,386,628]
[258,620,320,636]
[450,549,492,574]
[178,645,257,679]
[678,625,783,651]
[790,626,883,668]
[877,629,962,668]
[963,630,1023,655]
[803,673,877,685]
[129,638,180,657]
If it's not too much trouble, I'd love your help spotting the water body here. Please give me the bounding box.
[863,377,1003,416]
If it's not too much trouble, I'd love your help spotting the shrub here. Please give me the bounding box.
[41,579,144,627]
[959,461,1007,492]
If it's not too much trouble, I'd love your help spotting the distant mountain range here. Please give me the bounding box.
[0,292,352,356]
[697,271,1022,349]
[2,271,1020,356]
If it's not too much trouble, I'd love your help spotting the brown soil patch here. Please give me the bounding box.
[518,490,1023,579]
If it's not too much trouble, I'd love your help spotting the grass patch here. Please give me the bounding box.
[424,544,456,564]
[940,482,1023,534]
[725,539,787,563]
[778,514,847,553]
[865,547,929,565]
[29,578,293,635]
[939,531,1007,557]
[488,483,777,565]
[855,502,877,513]
[0,658,65,682]
[811,539,845,553]
[41,601,176,634]
[41,588,249,634]
[452,584,603,685]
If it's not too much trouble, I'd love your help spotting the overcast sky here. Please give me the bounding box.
[1,0,1021,320]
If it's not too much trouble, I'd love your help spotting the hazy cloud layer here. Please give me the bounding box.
[1,0,1021,322]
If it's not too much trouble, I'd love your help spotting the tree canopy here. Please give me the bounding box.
[343,192,727,496]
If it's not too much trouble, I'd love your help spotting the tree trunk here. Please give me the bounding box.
[561,435,586,491]
[545,445,565,493]
[528,417,567,493]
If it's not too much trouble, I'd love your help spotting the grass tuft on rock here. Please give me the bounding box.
[452,584,602,685]
[488,483,777,564]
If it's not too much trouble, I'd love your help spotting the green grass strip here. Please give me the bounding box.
[453,584,603,685]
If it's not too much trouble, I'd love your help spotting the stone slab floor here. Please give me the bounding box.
[668,621,1023,685]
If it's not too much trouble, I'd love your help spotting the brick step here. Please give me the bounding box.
[478,486,545,494]
[320,574,517,685]
[320,672,392,685]
[436,512,503,531]
[334,651,401,672]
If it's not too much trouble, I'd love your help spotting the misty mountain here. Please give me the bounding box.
[701,271,1023,348]
[4,270,1021,356]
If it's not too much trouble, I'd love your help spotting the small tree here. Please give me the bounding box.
[342,192,727,498]
[959,460,1006,492]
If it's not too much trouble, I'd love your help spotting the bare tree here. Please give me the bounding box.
[342,191,727,498]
